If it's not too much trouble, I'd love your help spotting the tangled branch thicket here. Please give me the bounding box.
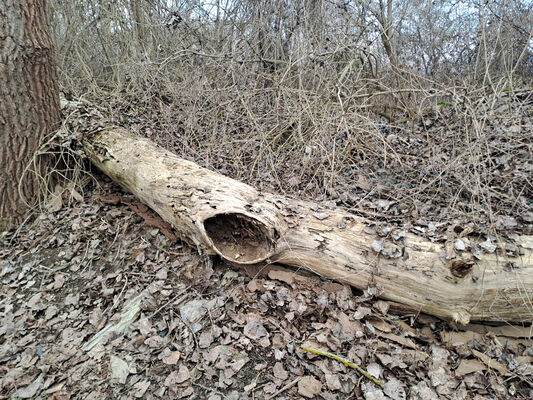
[51,0,533,233]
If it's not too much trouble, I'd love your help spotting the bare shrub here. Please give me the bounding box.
[50,0,533,233]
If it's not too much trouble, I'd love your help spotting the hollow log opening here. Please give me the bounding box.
[203,213,274,264]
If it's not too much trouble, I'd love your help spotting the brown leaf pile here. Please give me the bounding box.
[1,180,532,399]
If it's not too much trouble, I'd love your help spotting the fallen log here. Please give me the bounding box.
[83,127,533,324]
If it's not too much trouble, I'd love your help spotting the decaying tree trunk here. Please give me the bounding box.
[83,127,533,324]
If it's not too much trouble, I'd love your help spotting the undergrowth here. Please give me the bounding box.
[58,57,532,236]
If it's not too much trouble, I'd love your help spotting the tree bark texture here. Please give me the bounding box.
[0,0,60,225]
[83,127,533,324]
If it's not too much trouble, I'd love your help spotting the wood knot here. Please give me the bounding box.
[449,259,474,278]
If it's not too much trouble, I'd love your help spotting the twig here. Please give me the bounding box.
[148,287,190,318]
[265,377,301,400]
[300,345,384,388]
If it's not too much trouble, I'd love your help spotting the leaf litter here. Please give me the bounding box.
[3,87,533,400]
[1,180,532,399]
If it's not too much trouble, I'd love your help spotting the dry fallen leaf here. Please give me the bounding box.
[471,349,511,376]
[132,380,151,398]
[440,330,482,346]
[371,240,384,253]
[110,355,134,384]
[383,377,407,400]
[273,362,288,380]
[199,330,214,348]
[268,268,294,285]
[174,365,191,383]
[454,238,466,251]
[380,332,418,349]
[356,175,371,191]
[313,211,330,220]
[244,315,268,340]
[88,308,103,327]
[367,317,394,333]
[376,353,408,369]
[64,293,80,306]
[45,305,58,320]
[325,373,342,390]
[53,273,65,290]
[337,311,363,337]
[298,375,322,398]
[162,350,181,365]
[164,371,180,386]
[28,293,42,310]
[455,359,485,376]
[48,185,64,212]
[466,323,533,338]
[13,374,43,399]
[353,306,372,320]
[246,279,263,292]
[373,300,390,315]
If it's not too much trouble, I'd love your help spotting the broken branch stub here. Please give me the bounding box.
[83,127,533,324]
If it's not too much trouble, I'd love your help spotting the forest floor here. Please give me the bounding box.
[1,90,533,399]
[1,177,532,400]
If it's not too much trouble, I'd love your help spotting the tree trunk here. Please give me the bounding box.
[380,0,399,70]
[0,0,60,227]
[130,0,149,55]
[83,127,533,324]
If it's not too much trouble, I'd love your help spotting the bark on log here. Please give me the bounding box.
[83,127,533,324]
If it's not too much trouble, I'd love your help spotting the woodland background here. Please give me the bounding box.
[50,0,533,231]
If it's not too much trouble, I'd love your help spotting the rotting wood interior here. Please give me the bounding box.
[203,213,275,263]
